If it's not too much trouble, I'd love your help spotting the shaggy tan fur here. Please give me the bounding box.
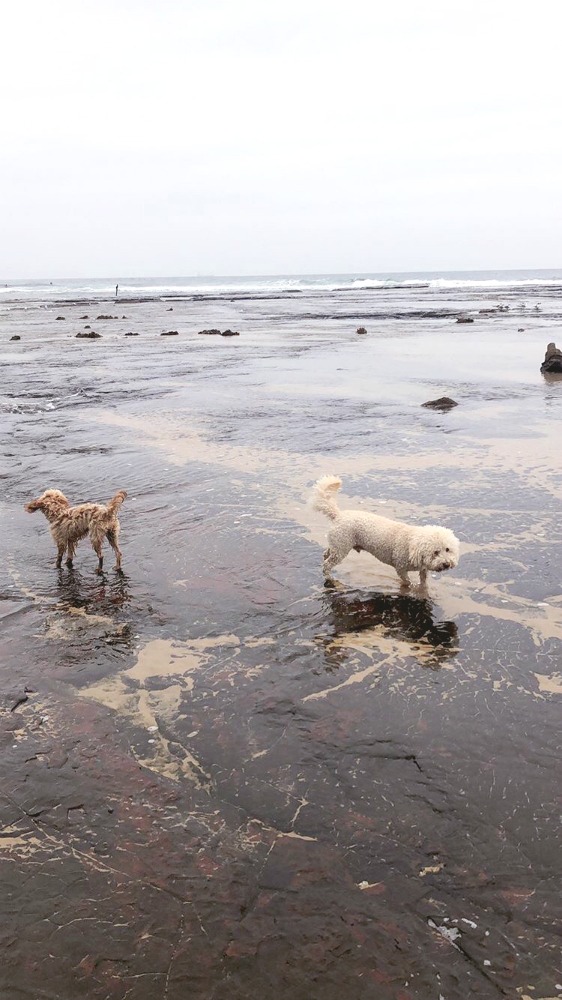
[312,476,460,588]
[25,488,127,571]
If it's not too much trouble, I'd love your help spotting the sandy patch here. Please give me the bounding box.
[95,409,562,500]
[80,634,240,787]
[534,672,562,694]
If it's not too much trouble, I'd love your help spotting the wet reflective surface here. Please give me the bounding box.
[1,284,561,998]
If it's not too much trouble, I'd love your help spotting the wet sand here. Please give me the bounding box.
[1,287,561,999]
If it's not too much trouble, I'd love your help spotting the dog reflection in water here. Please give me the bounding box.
[320,588,459,670]
[56,563,131,614]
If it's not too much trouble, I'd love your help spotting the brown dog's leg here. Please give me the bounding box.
[56,543,65,568]
[106,528,122,570]
[89,527,105,572]
[93,541,104,572]
[66,542,76,568]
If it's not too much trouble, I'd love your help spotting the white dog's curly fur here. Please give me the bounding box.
[312,476,460,587]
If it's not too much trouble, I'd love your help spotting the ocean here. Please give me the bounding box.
[2,267,562,303]
[0,268,562,303]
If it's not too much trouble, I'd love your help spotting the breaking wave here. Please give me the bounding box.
[1,269,562,304]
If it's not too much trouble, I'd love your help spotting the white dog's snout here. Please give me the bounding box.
[439,559,456,571]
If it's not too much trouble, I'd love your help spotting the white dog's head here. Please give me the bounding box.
[411,526,460,574]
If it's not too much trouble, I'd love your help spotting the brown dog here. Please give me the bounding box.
[25,488,127,571]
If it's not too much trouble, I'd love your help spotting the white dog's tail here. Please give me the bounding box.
[311,475,342,520]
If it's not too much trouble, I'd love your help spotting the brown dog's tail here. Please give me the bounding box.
[311,476,342,520]
[106,490,127,514]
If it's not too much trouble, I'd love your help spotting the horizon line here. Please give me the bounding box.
[2,265,562,283]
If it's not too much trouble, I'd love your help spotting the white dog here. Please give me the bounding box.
[312,476,460,587]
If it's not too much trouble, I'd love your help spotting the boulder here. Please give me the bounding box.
[161,330,178,336]
[56,316,65,320]
[197,328,240,336]
[456,316,474,324]
[75,331,101,339]
[540,342,562,374]
[80,315,89,319]
[125,332,139,337]
[356,326,367,335]
[10,335,21,341]
[422,396,459,411]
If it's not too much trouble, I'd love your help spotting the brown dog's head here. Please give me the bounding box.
[25,489,71,516]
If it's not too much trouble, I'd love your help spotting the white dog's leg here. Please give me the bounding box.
[322,548,339,577]
[323,541,353,578]
[419,568,428,587]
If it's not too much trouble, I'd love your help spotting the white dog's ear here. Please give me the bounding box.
[408,536,426,570]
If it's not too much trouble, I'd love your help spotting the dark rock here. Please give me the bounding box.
[456,316,474,324]
[10,689,29,711]
[10,335,21,341]
[518,328,525,332]
[84,325,91,329]
[75,331,101,339]
[96,314,117,320]
[167,307,173,311]
[422,396,459,411]
[356,326,367,335]
[197,328,240,336]
[80,314,88,319]
[124,332,139,337]
[161,330,178,336]
[122,315,127,319]
[56,316,65,320]
[540,342,562,374]
[1,684,33,712]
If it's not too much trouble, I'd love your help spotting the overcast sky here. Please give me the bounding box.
[2,0,561,278]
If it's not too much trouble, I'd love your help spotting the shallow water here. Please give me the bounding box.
[1,281,561,999]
